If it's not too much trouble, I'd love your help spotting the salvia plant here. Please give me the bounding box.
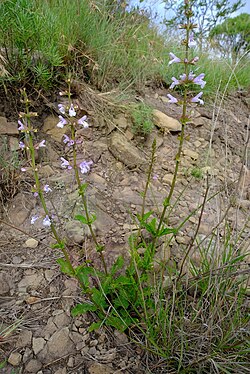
[16,0,249,370]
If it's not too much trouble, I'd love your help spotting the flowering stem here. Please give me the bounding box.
[71,124,108,275]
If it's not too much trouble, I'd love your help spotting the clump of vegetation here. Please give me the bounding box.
[130,103,154,136]
[190,166,203,179]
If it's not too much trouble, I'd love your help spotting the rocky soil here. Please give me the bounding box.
[0,84,249,373]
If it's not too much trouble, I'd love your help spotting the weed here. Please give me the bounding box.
[190,166,203,179]
[130,102,154,136]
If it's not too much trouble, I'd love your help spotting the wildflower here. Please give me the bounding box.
[60,157,72,170]
[170,77,181,89]
[191,92,204,105]
[34,192,39,197]
[63,134,75,147]
[57,115,68,128]
[58,104,66,114]
[190,56,199,64]
[77,115,89,128]
[79,160,93,174]
[31,215,39,224]
[19,141,25,149]
[21,167,27,172]
[44,184,52,193]
[43,215,51,227]
[169,53,181,65]
[167,94,178,103]
[18,120,25,131]
[188,33,196,48]
[193,73,206,88]
[38,140,46,148]
[152,174,158,180]
[69,104,76,117]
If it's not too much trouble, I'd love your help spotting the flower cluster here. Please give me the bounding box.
[31,214,52,227]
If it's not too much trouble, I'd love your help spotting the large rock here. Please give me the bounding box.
[109,132,147,169]
[152,110,181,132]
[0,116,19,135]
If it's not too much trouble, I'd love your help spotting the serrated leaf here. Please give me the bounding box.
[57,258,75,276]
[88,320,102,332]
[110,256,124,276]
[75,266,95,288]
[71,302,97,316]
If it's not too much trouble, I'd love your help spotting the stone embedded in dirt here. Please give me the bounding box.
[183,149,199,160]
[25,359,42,373]
[54,368,67,374]
[43,115,67,142]
[0,116,19,135]
[152,109,181,132]
[25,238,39,248]
[8,352,22,366]
[32,337,46,355]
[162,173,173,186]
[9,136,20,151]
[109,132,147,170]
[65,220,86,244]
[0,272,10,295]
[52,310,71,329]
[7,192,36,226]
[188,116,207,127]
[38,327,75,363]
[16,329,33,349]
[18,272,45,293]
[88,362,115,374]
[114,113,130,130]
[39,164,55,177]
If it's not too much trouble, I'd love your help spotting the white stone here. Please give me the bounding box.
[25,238,39,248]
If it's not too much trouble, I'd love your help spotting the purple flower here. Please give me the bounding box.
[58,104,65,114]
[169,53,181,65]
[43,215,51,227]
[170,77,181,89]
[57,115,68,128]
[188,33,196,48]
[63,134,75,147]
[191,92,204,105]
[34,192,39,197]
[31,215,39,224]
[38,140,46,148]
[193,73,206,88]
[190,56,199,64]
[69,104,76,117]
[19,141,25,149]
[167,94,178,104]
[21,167,27,172]
[18,120,25,131]
[60,157,72,170]
[152,174,158,180]
[77,115,89,128]
[44,184,52,193]
[79,160,93,174]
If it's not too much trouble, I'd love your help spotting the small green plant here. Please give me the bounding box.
[190,166,203,179]
[131,103,154,136]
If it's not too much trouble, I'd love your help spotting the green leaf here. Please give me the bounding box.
[158,227,177,237]
[88,320,102,332]
[57,258,75,276]
[51,241,65,249]
[78,183,88,196]
[106,315,128,331]
[75,214,88,225]
[110,256,124,276]
[71,302,97,316]
[91,288,107,309]
[75,266,95,288]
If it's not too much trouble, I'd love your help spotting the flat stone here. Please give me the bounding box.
[18,273,45,293]
[0,117,19,135]
[0,272,10,295]
[162,173,173,186]
[109,132,147,170]
[25,238,39,248]
[152,110,181,132]
[8,352,22,366]
[39,327,75,362]
[25,359,42,373]
[7,192,36,226]
[52,311,71,329]
[33,337,46,355]
[183,149,199,160]
[16,330,33,348]
[54,368,67,374]
[43,115,66,142]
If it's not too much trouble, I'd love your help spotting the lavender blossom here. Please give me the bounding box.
[77,115,89,128]
[79,160,93,174]
[31,215,39,224]
[60,157,72,170]
[44,184,52,193]
[58,104,66,114]
[188,33,196,48]
[63,134,75,147]
[191,92,204,105]
[167,94,178,103]
[170,77,181,89]
[69,104,76,117]
[18,120,25,131]
[38,140,46,148]
[169,53,181,65]
[193,73,206,88]
[21,167,27,172]
[19,141,25,149]
[57,116,68,128]
[43,215,51,227]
